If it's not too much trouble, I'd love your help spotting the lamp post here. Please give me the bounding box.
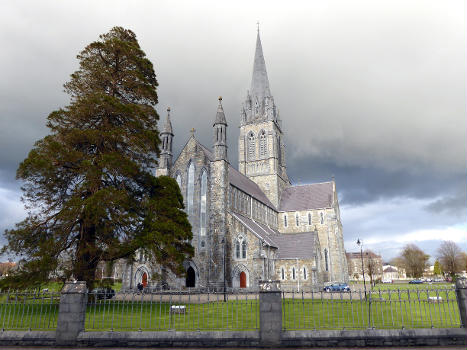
[221,237,226,302]
[357,238,367,300]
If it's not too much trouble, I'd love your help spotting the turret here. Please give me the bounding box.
[156,107,173,176]
[213,97,228,161]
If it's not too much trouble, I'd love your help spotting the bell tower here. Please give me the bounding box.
[238,28,289,207]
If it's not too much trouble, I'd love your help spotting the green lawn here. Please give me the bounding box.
[0,287,461,331]
[282,295,461,330]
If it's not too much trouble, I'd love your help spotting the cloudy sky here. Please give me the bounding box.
[0,0,465,262]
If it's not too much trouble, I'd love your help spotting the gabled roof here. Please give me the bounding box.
[279,182,334,211]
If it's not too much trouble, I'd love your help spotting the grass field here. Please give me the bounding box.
[0,284,461,331]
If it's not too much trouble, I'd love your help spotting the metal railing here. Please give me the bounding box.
[0,290,60,331]
[282,287,461,330]
[85,290,259,331]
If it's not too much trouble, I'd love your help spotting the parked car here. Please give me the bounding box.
[408,279,424,284]
[323,283,351,292]
[382,279,393,284]
[91,287,115,300]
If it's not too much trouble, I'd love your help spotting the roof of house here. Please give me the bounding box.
[279,182,334,212]
[383,266,398,273]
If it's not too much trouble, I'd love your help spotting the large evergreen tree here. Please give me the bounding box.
[1,27,193,288]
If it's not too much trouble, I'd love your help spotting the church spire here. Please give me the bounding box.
[250,27,271,102]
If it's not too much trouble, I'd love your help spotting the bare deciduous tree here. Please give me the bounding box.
[437,241,464,278]
[399,244,429,278]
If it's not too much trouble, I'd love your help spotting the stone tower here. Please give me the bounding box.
[209,97,229,289]
[238,29,289,207]
[156,107,174,177]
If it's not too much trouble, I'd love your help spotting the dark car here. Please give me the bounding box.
[91,287,115,300]
[323,283,351,292]
[408,279,424,284]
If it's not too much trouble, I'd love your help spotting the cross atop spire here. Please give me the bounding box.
[250,27,271,103]
[257,21,260,33]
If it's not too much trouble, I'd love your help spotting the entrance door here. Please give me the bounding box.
[186,267,195,288]
[240,271,247,288]
[142,272,148,287]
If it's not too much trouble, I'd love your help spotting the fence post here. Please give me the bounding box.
[56,281,87,346]
[259,280,282,347]
[455,278,467,328]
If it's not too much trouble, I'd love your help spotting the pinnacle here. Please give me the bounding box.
[162,107,173,134]
[214,97,227,125]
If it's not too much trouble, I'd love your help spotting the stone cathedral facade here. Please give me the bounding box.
[122,31,348,291]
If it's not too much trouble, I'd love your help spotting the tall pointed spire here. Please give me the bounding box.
[250,26,271,102]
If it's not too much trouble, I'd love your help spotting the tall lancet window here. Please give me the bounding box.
[187,162,195,216]
[248,132,256,160]
[259,130,267,158]
[199,170,207,236]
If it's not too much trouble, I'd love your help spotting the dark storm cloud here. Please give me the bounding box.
[0,0,465,261]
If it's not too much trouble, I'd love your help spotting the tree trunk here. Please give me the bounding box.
[74,221,99,288]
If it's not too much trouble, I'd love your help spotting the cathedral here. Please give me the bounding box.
[122,30,348,291]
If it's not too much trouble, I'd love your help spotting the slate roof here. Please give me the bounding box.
[230,212,278,247]
[228,167,275,209]
[197,141,275,209]
[273,232,317,259]
[279,182,334,212]
[231,212,318,259]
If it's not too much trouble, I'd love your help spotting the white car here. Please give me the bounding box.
[382,279,392,284]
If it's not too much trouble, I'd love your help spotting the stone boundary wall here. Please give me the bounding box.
[1,328,466,348]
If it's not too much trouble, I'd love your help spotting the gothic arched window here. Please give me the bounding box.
[292,267,296,280]
[308,213,312,225]
[248,132,256,160]
[303,267,307,280]
[320,212,325,224]
[295,212,299,226]
[284,214,288,227]
[281,267,285,280]
[199,169,207,237]
[259,130,267,158]
[187,162,195,216]
[235,236,247,260]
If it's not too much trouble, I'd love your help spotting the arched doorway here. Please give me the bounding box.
[186,266,195,288]
[141,272,148,287]
[240,271,247,288]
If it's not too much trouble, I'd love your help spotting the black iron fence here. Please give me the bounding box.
[0,290,60,330]
[86,290,260,331]
[282,287,461,330]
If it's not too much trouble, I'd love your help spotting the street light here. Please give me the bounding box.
[357,238,367,300]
